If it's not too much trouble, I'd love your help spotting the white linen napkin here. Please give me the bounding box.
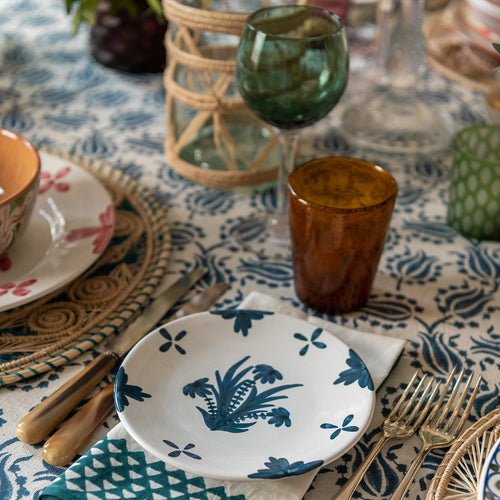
[41,292,406,500]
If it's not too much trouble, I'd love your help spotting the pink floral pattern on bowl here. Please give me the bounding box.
[0,181,39,256]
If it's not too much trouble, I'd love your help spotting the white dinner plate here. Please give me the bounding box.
[0,151,114,311]
[478,436,500,500]
[115,310,376,481]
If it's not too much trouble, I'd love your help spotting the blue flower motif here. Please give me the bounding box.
[163,440,202,460]
[248,456,324,479]
[294,328,327,356]
[183,378,211,398]
[333,349,374,391]
[159,327,187,354]
[114,366,152,412]
[210,309,274,336]
[253,364,283,384]
[267,407,291,428]
[320,414,359,439]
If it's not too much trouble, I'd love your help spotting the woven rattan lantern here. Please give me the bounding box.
[163,0,287,189]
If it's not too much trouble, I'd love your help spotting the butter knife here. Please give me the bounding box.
[15,267,207,444]
[41,282,229,466]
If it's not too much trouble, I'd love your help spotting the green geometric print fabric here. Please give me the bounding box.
[40,434,245,500]
[448,125,500,240]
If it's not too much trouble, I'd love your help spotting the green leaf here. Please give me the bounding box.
[147,0,164,17]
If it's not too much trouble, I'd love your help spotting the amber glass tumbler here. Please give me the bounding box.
[288,157,398,314]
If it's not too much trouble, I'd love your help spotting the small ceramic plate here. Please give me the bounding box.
[478,436,500,500]
[0,151,114,311]
[115,310,376,481]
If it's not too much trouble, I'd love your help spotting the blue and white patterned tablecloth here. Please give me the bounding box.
[0,1,499,499]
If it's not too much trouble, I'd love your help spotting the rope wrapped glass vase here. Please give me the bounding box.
[163,0,291,189]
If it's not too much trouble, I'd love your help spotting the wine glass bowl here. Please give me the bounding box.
[235,5,349,256]
[237,5,348,129]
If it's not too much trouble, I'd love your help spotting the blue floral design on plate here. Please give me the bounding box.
[320,414,360,440]
[158,327,187,354]
[294,327,327,356]
[163,440,202,460]
[210,309,274,336]
[333,349,374,391]
[247,456,324,479]
[114,366,152,412]
[183,355,302,433]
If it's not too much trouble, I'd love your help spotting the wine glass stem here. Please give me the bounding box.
[274,128,300,222]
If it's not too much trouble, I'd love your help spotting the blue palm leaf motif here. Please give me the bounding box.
[334,350,374,391]
[320,414,360,440]
[390,248,441,290]
[417,332,464,375]
[471,335,500,358]
[361,298,413,321]
[247,456,323,479]
[414,157,447,179]
[183,356,302,433]
[188,189,234,215]
[397,185,424,206]
[114,366,152,412]
[436,286,494,319]
[294,328,327,356]
[210,309,274,337]
[236,258,294,284]
[465,245,500,281]
[158,328,187,354]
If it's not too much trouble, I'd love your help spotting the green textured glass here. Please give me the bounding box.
[235,5,349,254]
[236,6,349,130]
[448,125,500,240]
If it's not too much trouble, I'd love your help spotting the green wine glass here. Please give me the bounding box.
[235,4,349,256]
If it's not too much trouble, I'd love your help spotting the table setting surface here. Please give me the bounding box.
[0,1,499,500]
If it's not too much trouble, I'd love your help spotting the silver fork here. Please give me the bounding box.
[334,371,438,500]
[390,366,482,500]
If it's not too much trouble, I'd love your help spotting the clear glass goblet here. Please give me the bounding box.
[235,4,349,258]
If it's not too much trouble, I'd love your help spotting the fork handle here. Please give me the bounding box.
[333,436,390,500]
[390,445,432,500]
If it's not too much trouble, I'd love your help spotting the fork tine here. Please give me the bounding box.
[434,367,466,429]
[442,369,473,432]
[412,378,440,428]
[446,373,482,435]
[424,365,458,425]
[400,375,435,424]
[394,374,429,422]
[386,370,420,420]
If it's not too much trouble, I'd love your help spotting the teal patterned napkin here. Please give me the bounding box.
[40,293,405,500]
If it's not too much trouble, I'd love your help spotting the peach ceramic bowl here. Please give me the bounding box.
[0,128,40,255]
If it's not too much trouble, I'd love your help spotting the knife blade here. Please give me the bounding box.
[15,267,207,445]
[41,282,230,466]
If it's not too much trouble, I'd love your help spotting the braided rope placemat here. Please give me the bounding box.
[0,148,172,386]
[427,407,500,500]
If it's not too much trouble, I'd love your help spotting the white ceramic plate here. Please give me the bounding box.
[478,436,500,500]
[0,151,114,311]
[115,310,376,481]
